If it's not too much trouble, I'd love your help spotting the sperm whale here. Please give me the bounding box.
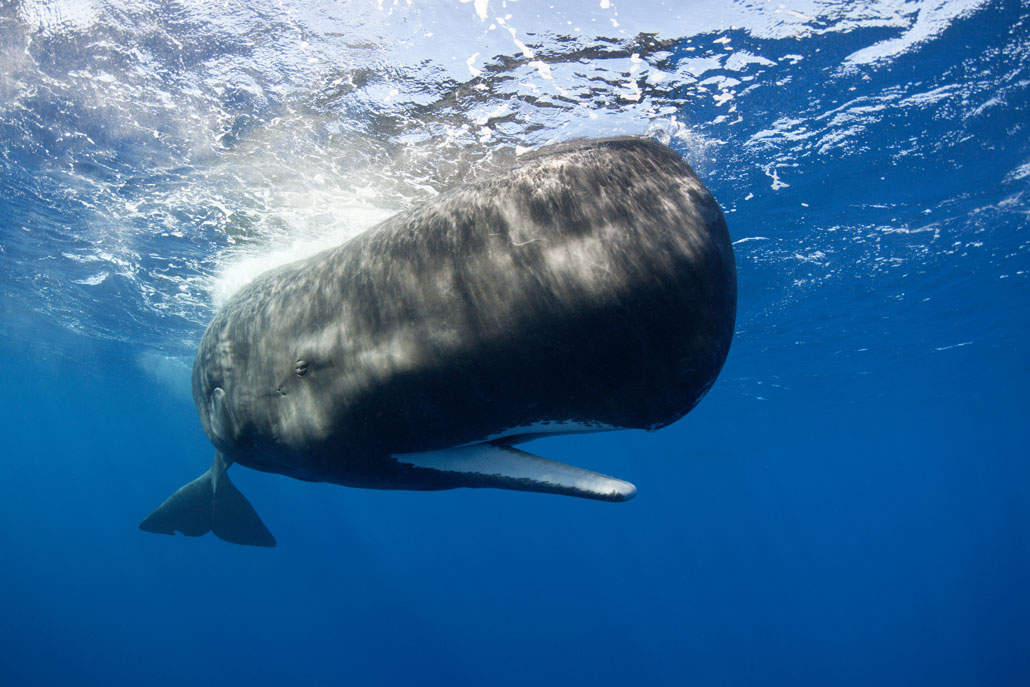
[140,137,736,546]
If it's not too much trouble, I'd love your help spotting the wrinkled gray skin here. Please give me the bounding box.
[143,137,735,546]
[197,137,734,484]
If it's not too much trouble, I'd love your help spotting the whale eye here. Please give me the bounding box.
[295,359,309,377]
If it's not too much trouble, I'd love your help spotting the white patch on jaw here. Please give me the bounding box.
[475,419,619,444]
[392,442,636,501]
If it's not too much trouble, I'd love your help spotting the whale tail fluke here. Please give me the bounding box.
[139,451,276,547]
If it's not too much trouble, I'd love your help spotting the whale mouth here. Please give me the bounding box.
[476,419,618,445]
[392,441,636,502]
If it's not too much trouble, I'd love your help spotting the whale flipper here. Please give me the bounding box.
[139,452,276,547]
[393,443,637,502]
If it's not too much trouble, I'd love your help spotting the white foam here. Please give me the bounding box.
[843,0,989,68]
[210,202,392,308]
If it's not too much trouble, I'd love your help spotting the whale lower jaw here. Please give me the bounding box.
[391,441,636,502]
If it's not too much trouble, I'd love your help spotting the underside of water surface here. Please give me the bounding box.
[0,1,1028,685]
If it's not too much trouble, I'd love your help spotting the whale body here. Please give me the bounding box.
[140,137,736,546]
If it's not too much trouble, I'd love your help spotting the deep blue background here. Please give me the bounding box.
[2,1,1029,685]
[1,300,1027,685]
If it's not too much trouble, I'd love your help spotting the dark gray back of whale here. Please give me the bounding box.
[141,137,736,546]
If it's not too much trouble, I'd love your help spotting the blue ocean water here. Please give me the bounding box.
[1,1,1028,684]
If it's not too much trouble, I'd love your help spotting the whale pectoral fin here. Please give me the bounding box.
[139,452,276,547]
[392,443,636,502]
